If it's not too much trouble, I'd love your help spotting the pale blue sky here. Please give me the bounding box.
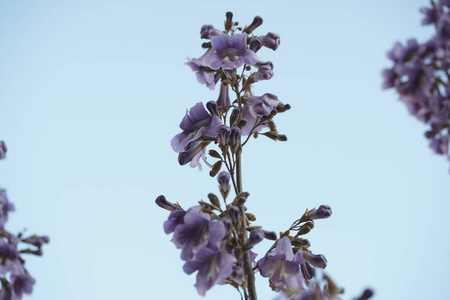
[1,0,449,299]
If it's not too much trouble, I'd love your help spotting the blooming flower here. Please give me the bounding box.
[242,93,281,135]
[9,272,35,300]
[183,242,236,296]
[170,206,227,261]
[257,236,304,292]
[203,33,259,72]
[171,102,222,170]
[186,48,217,90]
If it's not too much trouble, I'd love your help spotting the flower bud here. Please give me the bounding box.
[262,230,277,240]
[308,205,332,220]
[230,127,241,150]
[155,195,178,211]
[200,25,222,39]
[0,141,6,159]
[245,229,264,248]
[228,206,241,224]
[261,32,280,50]
[217,171,231,198]
[253,62,274,81]
[217,125,231,147]
[216,83,231,107]
[249,37,263,52]
[206,101,219,116]
[245,16,263,34]
[355,289,375,300]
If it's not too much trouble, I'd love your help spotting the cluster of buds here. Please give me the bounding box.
[0,141,49,300]
[157,12,373,300]
[383,0,450,166]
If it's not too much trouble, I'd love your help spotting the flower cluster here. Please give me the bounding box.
[157,13,373,300]
[382,0,450,165]
[0,141,49,299]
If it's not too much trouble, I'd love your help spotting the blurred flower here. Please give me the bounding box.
[200,25,222,39]
[260,32,280,50]
[0,141,6,160]
[0,189,15,230]
[257,236,304,292]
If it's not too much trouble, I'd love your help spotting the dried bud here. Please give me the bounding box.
[244,16,263,34]
[245,229,264,248]
[200,24,222,39]
[297,222,314,236]
[208,193,221,209]
[230,108,240,127]
[245,213,256,221]
[261,32,280,50]
[308,205,332,220]
[208,149,222,159]
[155,195,178,211]
[209,160,222,177]
[0,141,6,159]
[217,171,231,198]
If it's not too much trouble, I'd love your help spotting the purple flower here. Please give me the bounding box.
[253,61,274,81]
[186,49,216,90]
[241,93,281,135]
[21,235,50,250]
[0,141,6,160]
[217,171,231,198]
[0,189,15,230]
[183,242,236,296]
[260,32,280,50]
[216,83,231,107]
[308,205,332,220]
[155,195,179,211]
[200,25,222,39]
[171,102,222,170]
[217,125,231,147]
[9,273,35,300]
[203,33,259,71]
[257,236,304,292]
[164,209,186,234]
[171,206,227,261]
[245,16,263,34]
[246,229,264,248]
[0,239,19,275]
